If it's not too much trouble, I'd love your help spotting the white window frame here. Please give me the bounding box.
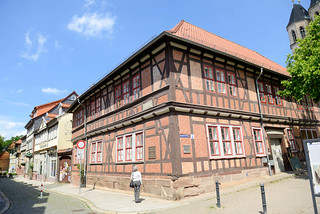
[206,124,245,159]
[252,127,267,157]
[116,131,144,163]
[50,159,56,178]
[90,141,103,164]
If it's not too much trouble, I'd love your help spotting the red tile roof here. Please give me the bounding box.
[30,99,63,118]
[167,20,288,77]
[15,139,22,145]
[61,103,71,108]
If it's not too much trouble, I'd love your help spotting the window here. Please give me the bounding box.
[91,141,102,163]
[265,84,274,105]
[227,72,237,96]
[132,74,141,100]
[301,129,318,140]
[297,95,313,111]
[73,109,83,127]
[96,96,101,113]
[208,126,220,156]
[258,82,267,103]
[204,65,214,92]
[136,133,143,160]
[233,128,244,155]
[252,128,266,156]
[221,127,232,155]
[316,12,319,16]
[207,124,245,159]
[274,86,282,106]
[286,129,297,152]
[125,135,133,161]
[117,137,124,162]
[116,132,144,163]
[216,69,226,94]
[90,99,96,116]
[115,85,122,108]
[123,80,130,105]
[292,30,297,43]
[50,160,56,177]
[300,27,306,39]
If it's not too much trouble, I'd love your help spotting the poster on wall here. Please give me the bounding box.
[307,141,320,195]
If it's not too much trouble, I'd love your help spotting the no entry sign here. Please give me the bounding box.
[77,140,86,149]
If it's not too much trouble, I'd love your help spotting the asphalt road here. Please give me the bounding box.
[0,177,94,214]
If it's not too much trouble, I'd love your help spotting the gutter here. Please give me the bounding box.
[255,67,272,177]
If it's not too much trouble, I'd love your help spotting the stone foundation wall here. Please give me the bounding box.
[84,167,268,200]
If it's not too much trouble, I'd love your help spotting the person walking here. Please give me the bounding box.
[131,165,142,203]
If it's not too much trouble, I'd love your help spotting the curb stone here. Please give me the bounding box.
[0,190,10,214]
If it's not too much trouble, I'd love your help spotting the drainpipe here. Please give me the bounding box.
[77,98,88,187]
[255,68,273,177]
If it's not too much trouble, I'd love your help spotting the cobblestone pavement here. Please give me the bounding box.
[0,177,95,214]
[154,174,320,214]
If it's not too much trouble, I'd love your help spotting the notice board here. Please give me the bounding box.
[307,141,320,195]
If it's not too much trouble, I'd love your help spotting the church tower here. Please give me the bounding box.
[308,0,320,21]
[287,0,320,52]
[286,1,310,51]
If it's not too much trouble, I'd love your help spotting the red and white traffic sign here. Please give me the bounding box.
[77,140,86,149]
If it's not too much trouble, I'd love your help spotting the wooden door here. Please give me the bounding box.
[59,156,71,183]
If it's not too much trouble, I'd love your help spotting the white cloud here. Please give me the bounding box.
[67,12,116,38]
[17,89,23,93]
[0,116,26,139]
[20,31,48,61]
[84,0,96,9]
[42,87,68,95]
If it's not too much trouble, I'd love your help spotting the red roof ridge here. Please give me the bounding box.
[167,20,186,34]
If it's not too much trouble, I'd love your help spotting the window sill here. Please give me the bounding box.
[90,163,103,165]
[116,161,144,165]
[209,155,246,160]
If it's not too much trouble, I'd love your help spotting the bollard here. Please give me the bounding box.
[260,183,267,214]
[216,180,221,208]
[40,182,43,199]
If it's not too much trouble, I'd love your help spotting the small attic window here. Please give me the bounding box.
[291,30,297,43]
[300,27,306,39]
[69,95,76,101]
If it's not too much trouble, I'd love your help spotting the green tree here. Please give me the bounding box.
[0,135,22,153]
[0,135,5,152]
[281,15,320,102]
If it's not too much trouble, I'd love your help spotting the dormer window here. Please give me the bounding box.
[291,30,297,43]
[69,95,76,101]
[300,27,306,39]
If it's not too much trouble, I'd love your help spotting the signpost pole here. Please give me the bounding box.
[79,157,81,194]
[303,140,319,214]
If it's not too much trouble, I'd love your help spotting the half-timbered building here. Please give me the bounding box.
[68,20,320,199]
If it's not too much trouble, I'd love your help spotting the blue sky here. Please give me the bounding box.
[0,0,309,139]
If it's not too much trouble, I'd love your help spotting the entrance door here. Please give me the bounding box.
[270,138,285,173]
[59,156,71,183]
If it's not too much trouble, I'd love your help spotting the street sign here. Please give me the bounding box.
[77,140,85,149]
[77,149,84,161]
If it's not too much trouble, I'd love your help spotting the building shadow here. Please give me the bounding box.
[0,177,49,214]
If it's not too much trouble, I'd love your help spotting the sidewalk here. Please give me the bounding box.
[11,173,320,214]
